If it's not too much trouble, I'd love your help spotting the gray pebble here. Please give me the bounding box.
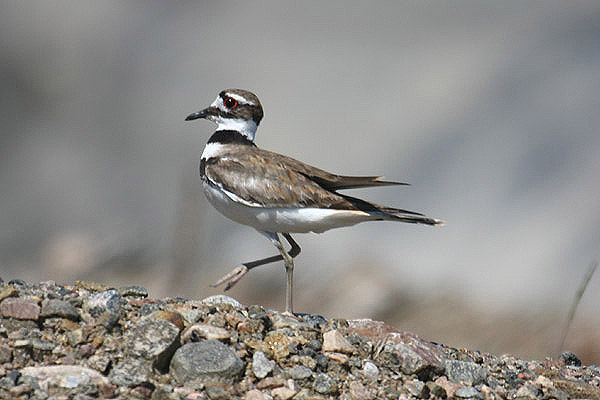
[180,309,204,324]
[125,316,181,371]
[40,299,80,321]
[455,386,483,399]
[559,351,581,367]
[404,379,426,397]
[0,344,12,364]
[140,302,160,316]
[0,376,15,390]
[87,290,122,317]
[109,358,153,387]
[445,360,488,385]
[313,373,338,395]
[118,285,148,297]
[252,351,273,379]
[201,295,243,309]
[362,361,379,380]
[300,314,328,330]
[170,340,244,384]
[288,365,312,380]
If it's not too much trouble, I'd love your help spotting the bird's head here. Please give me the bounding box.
[185,89,263,141]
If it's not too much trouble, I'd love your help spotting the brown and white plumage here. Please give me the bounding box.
[186,88,442,313]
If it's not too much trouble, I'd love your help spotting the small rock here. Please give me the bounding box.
[322,330,354,354]
[68,328,86,346]
[182,323,230,342]
[109,358,153,387]
[20,365,110,389]
[445,360,488,385]
[313,373,338,395]
[245,389,268,400]
[270,313,312,330]
[362,361,379,380]
[403,379,425,397]
[256,376,286,389]
[299,313,328,330]
[78,343,96,358]
[455,386,483,399]
[271,386,297,400]
[31,338,54,351]
[170,340,244,384]
[59,318,81,331]
[559,351,581,367]
[140,302,160,316]
[435,376,461,398]
[0,298,40,320]
[125,316,181,371]
[324,351,349,364]
[179,309,204,324]
[96,310,120,329]
[351,320,444,379]
[118,285,148,297]
[40,299,80,320]
[201,295,243,309]
[0,287,18,302]
[252,351,273,379]
[287,365,312,380]
[426,381,447,398]
[534,374,554,388]
[206,387,231,399]
[349,381,374,400]
[0,345,12,364]
[10,383,33,397]
[262,331,290,359]
[0,373,18,390]
[87,354,111,373]
[154,310,185,330]
[515,383,542,400]
[87,290,122,317]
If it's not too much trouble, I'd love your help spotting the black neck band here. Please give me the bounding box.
[207,130,255,146]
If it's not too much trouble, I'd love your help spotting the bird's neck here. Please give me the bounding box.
[206,130,256,146]
[215,118,257,141]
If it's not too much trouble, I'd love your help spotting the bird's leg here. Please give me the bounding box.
[281,233,300,314]
[264,233,295,314]
[210,232,301,296]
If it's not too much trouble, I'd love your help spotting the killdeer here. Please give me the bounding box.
[186,89,443,313]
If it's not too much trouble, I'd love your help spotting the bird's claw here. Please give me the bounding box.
[210,265,249,291]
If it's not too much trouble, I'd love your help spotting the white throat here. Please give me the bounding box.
[215,117,257,141]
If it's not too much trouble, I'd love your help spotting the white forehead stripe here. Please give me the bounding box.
[224,92,255,106]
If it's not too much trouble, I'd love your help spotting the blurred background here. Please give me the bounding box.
[1,1,599,363]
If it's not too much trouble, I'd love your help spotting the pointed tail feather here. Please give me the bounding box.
[340,194,444,226]
[380,210,444,226]
[312,175,409,190]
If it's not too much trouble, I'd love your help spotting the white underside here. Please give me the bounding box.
[203,181,375,233]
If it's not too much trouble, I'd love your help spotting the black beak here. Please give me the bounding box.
[185,107,212,121]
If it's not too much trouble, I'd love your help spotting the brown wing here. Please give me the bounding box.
[204,146,428,218]
[250,148,408,190]
[203,149,357,209]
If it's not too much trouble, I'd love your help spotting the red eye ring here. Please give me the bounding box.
[223,96,238,109]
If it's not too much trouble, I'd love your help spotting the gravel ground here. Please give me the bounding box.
[0,279,599,399]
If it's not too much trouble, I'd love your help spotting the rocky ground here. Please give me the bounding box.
[0,279,599,399]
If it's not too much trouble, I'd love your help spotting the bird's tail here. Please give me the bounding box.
[378,206,444,226]
[339,194,444,226]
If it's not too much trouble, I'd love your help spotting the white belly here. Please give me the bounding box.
[203,182,373,233]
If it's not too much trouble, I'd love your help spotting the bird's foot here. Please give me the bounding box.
[210,265,249,291]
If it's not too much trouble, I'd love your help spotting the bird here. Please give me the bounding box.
[185,88,443,314]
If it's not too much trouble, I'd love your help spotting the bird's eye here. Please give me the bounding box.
[223,97,238,109]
